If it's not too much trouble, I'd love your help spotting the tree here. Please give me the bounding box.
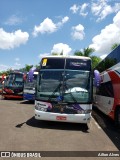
[51,52,59,55]
[24,64,33,72]
[74,50,83,56]
[0,68,12,76]
[91,56,101,69]
[74,47,101,69]
[74,47,95,57]
[111,43,119,50]
[51,50,63,56]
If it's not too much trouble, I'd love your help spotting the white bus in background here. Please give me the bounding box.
[23,68,38,101]
[93,45,120,128]
[35,56,93,126]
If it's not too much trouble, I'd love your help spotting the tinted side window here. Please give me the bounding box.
[95,45,120,72]
[96,81,114,97]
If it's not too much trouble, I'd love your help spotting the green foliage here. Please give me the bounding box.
[0,65,34,75]
[83,47,95,57]
[74,50,83,56]
[111,43,119,50]
[91,56,101,69]
[20,64,33,72]
[74,47,101,69]
[74,47,95,57]
[51,52,59,55]
[24,64,33,72]
[0,68,12,76]
[51,50,63,56]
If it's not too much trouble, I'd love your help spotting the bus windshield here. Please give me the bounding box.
[36,69,91,103]
[4,73,24,87]
[24,73,38,88]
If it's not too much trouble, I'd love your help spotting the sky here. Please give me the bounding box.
[0,0,120,72]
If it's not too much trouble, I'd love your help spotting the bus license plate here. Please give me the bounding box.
[56,116,67,121]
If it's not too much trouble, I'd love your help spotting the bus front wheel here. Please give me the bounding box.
[115,107,120,128]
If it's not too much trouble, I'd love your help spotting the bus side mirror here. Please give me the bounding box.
[94,70,101,87]
[28,67,36,82]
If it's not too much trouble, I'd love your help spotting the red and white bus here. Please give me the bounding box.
[2,71,24,99]
[93,45,120,128]
[0,74,6,94]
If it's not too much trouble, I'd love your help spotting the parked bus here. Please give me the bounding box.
[0,76,3,94]
[93,45,120,127]
[0,74,6,94]
[23,67,38,101]
[35,56,92,125]
[2,71,24,99]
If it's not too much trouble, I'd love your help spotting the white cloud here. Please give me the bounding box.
[0,64,10,72]
[100,54,107,59]
[89,11,120,58]
[71,24,85,40]
[70,1,120,21]
[70,4,79,14]
[80,3,89,17]
[0,58,22,72]
[56,16,69,27]
[14,62,21,66]
[32,17,69,37]
[113,11,120,28]
[0,28,29,50]
[56,16,69,28]
[70,3,89,17]
[14,58,21,66]
[51,43,72,56]
[33,18,57,37]
[4,15,23,26]
[61,16,69,23]
[114,3,120,12]
[15,58,20,61]
[91,0,120,22]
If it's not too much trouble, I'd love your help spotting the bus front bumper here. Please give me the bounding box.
[35,110,91,124]
[23,94,35,101]
[3,94,23,99]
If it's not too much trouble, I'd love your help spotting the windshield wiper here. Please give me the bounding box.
[48,76,78,104]
[63,82,78,103]
[48,81,62,102]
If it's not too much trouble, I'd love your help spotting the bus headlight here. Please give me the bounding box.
[84,109,92,114]
[77,109,92,114]
[35,105,47,112]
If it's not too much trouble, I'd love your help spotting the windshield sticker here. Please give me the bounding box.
[42,59,47,66]
[72,104,84,111]
[56,96,63,102]
[70,62,87,67]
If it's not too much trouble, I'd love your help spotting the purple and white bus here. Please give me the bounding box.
[35,56,92,125]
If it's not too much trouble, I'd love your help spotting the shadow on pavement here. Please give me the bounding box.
[19,100,34,104]
[92,106,120,150]
[16,116,89,133]
[1,97,23,101]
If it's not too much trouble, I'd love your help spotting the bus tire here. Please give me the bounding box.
[115,107,120,128]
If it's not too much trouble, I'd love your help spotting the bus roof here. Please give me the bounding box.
[94,44,120,72]
[41,55,91,60]
[9,71,24,75]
